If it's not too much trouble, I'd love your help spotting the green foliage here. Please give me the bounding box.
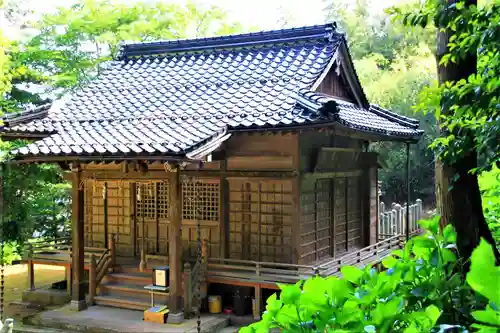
[389,1,500,174]
[325,0,438,204]
[15,0,246,95]
[479,166,500,245]
[1,142,71,244]
[0,32,13,102]
[242,217,500,332]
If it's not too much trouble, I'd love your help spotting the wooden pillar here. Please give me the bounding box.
[220,160,228,259]
[361,168,371,247]
[168,168,183,322]
[183,262,192,314]
[70,168,86,311]
[65,266,72,295]
[292,175,301,265]
[27,260,35,291]
[88,254,96,306]
[253,284,262,320]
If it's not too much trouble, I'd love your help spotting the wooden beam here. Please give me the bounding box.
[79,170,298,180]
[168,168,182,315]
[70,168,86,311]
[302,170,363,181]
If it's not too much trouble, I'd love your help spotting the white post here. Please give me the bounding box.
[416,199,423,222]
[390,209,396,236]
[394,204,402,235]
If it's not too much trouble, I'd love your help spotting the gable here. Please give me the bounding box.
[314,64,357,103]
[312,41,369,108]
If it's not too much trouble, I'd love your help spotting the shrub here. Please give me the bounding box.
[241,217,499,332]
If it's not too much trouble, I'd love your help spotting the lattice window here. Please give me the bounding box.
[182,179,219,221]
[157,182,170,219]
[136,182,170,219]
[137,183,155,219]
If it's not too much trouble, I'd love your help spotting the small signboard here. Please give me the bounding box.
[153,266,169,287]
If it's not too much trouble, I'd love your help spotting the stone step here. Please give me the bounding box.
[93,294,150,311]
[14,325,76,333]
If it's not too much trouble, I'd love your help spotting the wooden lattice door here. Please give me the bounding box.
[181,178,220,259]
[84,180,133,256]
[315,179,332,260]
[136,182,170,256]
[333,178,347,256]
[347,176,362,250]
[229,180,293,263]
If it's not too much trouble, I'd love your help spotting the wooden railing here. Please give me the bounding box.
[206,234,406,285]
[378,199,424,240]
[23,236,115,296]
[88,235,116,305]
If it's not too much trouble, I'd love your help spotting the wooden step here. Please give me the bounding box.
[104,272,152,285]
[93,295,150,311]
[99,282,169,303]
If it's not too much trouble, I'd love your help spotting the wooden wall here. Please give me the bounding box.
[297,132,366,264]
[79,131,375,266]
[225,133,298,170]
[83,176,221,260]
[80,133,299,263]
[298,131,363,172]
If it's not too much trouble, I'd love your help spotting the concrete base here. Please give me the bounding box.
[69,300,87,312]
[168,311,184,324]
[22,289,71,307]
[28,305,229,332]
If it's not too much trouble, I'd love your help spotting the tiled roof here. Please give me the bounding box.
[296,90,422,137]
[2,23,422,161]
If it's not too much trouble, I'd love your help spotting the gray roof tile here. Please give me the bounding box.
[2,23,422,160]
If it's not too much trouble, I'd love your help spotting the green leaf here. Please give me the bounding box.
[472,309,500,326]
[443,224,457,243]
[341,266,364,284]
[280,284,302,305]
[419,216,440,234]
[425,304,441,326]
[265,293,283,316]
[467,239,500,304]
[382,255,399,268]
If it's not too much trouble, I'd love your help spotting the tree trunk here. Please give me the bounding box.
[435,0,500,263]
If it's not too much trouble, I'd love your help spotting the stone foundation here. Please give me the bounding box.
[22,289,71,307]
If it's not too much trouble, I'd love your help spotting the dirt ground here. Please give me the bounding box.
[3,264,65,319]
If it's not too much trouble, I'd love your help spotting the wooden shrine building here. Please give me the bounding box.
[1,23,422,320]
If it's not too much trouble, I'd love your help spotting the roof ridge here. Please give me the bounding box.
[2,103,52,126]
[117,23,339,60]
[369,104,419,129]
